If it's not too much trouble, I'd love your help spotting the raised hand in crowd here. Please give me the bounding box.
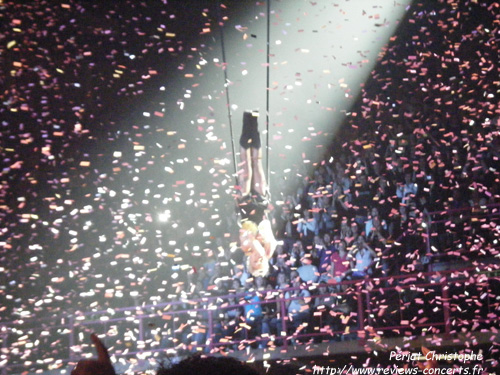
[71,333,115,375]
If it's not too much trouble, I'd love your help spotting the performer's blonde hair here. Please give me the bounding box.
[241,220,258,235]
[241,220,269,276]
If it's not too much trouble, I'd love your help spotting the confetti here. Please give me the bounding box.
[0,0,498,372]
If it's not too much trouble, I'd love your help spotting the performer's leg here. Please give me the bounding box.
[251,147,267,197]
[239,146,252,197]
[239,110,261,197]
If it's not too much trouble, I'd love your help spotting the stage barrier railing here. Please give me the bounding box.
[424,202,500,262]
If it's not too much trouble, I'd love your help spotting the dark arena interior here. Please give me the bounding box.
[0,0,499,374]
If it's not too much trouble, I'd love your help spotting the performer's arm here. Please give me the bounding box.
[257,219,277,259]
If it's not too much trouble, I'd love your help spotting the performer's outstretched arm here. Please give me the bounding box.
[257,218,277,259]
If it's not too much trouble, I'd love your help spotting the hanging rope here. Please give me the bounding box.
[265,0,271,189]
[216,0,239,186]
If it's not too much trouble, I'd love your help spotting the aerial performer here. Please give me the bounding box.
[237,110,277,277]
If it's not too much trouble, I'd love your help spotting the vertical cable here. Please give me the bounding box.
[265,0,271,188]
[216,1,238,185]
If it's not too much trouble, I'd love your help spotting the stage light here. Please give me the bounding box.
[158,210,171,222]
